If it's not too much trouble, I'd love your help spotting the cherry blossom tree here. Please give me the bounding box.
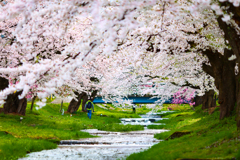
[0,0,146,112]
[187,0,240,126]
[0,0,240,128]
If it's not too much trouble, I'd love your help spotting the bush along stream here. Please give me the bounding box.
[127,104,240,160]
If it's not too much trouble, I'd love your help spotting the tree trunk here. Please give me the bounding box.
[67,92,87,113]
[60,99,63,112]
[0,77,8,90]
[236,75,240,129]
[193,95,202,107]
[81,93,88,112]
[0,77,8,113]
[90,90,98,101]
[201,90,216,110]
[67,90,98,113]
[217,17,240,126]
[17,98,27,114]
[0,77,27,115]
[30,96,36,111]
[203,49,236,119]
[3,91,27,115]
[217,65,236,119]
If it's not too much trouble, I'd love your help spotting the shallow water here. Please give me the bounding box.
[19,112,168,160]
[19,129,167,160]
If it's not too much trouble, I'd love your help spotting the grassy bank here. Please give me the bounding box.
[128,105,240,160]
[95,103,151,116]
[0,103,144,160]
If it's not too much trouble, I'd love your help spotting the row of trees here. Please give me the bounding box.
[0,0,240,128]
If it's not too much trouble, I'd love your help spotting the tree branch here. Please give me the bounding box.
[171,81,200,90]
[202,63,214,77]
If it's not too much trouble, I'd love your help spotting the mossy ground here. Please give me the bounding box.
[128,104,240,160]
[0,102,148,160]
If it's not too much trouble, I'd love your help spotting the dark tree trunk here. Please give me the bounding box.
[0,77,8,90]
[0,77,27,115]
[81,93,88,112]
[218,65,236,119]
[201,90,216,110]
[237,75,240,129]
[0,108,3,113]
[203,49,236,119]
[67,92,87,113]
[30,96,36,111]
[90,90,98,101]
[60,100,63,112]
[193,95,202,107]
[217,15,240,128]
[3,91,27,115]
[67,89,98,113]
[0,77,8,113]
[17,98,27,114]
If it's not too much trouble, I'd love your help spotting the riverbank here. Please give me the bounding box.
[127,104,240,160]
[0,103,148,160]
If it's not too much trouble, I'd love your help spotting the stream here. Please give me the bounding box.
[19,112,170,160]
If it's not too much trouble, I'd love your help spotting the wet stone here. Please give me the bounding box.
[148,119,156,122]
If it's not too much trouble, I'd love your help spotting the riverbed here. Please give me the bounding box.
[19,112,169,160]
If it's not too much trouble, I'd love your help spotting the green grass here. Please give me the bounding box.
[128,105,240,160]
[0,102,144,160]
[94,104,141,118]
[0,132,56,160]
[94,104,150,119]
[158,103,192,112]
[147,125,166,129]
[98,104,151,115]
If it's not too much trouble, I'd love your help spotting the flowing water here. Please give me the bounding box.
[19,112,170,160]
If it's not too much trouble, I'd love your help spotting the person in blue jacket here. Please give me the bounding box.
[85,100,94,119]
